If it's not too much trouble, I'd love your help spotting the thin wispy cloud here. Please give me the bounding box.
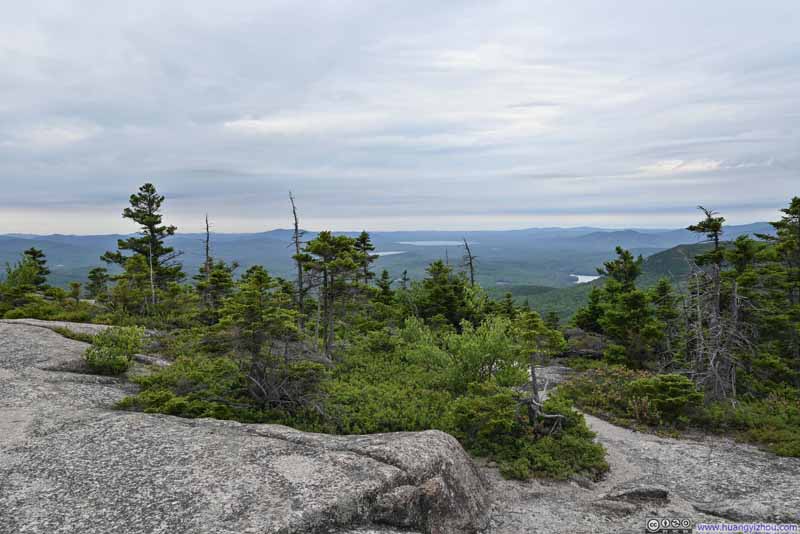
[0,0,797,233]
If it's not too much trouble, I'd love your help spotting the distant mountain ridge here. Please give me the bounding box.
[0,223,774,289]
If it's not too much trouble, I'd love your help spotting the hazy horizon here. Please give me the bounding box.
[0,217,776,238]
[1,1,798,233]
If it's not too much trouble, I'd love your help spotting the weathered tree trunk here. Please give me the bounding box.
[527,352,541,422]
[204,214,212,283]
[289,192,306,330]
[462,238,476,286]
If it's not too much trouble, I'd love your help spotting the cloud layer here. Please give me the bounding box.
[0,0,798,233]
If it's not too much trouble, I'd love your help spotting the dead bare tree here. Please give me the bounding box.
[289,192,307,330]
[203,213,212,283]
[684,261,754,402]
[462,238,476,286]
[526,345,565,434]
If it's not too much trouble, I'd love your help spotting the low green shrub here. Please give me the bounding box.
[449,383,608,480]
[119,317,608,479]
[84,326,144,375]
[560,365,800,457]
[2,296,97,322]
[625,374,703,424]
[557,364,649,419]
[695,393,800,457]
[52,327,96,344]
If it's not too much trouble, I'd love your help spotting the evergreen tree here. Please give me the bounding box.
[499,292,516,318]
[544,310,560,330]
[688,206,726,266]
[102,183,184,300]
[597,246,643,291]
[574,247,661,367]
[86,267,110,300]
[354,231,377,283]
[0,254,40,310]
[756,197,800,383]
[649,278,681,364]
[416,260,472,329]
[400,269,410,290]
[574,286,604,333]
[297,231,364,357]
[194,260,238,324]
[23,247,50,289]
[376,269,394,304]
[219,265,297,357]
[685,207,743,399]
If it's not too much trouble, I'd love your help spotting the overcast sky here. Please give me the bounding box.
[1,1,798,234]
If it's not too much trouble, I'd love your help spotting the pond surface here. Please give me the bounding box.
[570,273,601,284]
[396,241,476,246]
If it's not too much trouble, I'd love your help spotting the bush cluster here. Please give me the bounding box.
[84,326,144,375]
[123,316,607,480]
[560,363,800,456]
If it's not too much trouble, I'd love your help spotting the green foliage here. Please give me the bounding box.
[84,326,144,375]
[450,384,607,480]
[218,265,297,357]
[194,259,237,324]
[573,247,670,368]
[296,230,372,356]
[412,260,474,329]
[444,316,528,393]
[119,354,249,418]
[688,206,726,266]
[625,374,703,424]
[23,247,50,289]
[86,267,110,300]
[560,364,800,456]
[101,183,184,290]
[695,393,800,457]
[52,327,96,344]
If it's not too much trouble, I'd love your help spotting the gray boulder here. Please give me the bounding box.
[563,327,607,359]
[0,320,489,534]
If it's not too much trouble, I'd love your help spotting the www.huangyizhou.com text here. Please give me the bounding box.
[695,523,799,533]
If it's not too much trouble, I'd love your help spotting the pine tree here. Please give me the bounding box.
[688,206,726,266]
[417,260,472,329]
[102,183,184,304]
[649,278,681,364]
[376,269,394,304]
[0,254,40,309]
[23,247,50,289]
[297,231,363,357]
[574,247,661,367]
[757,197,800,383]
[354,231,377,283]
[544,310,560,330]
[499,292,516,318]
[219,265,297,358]
[597,246,643,291]
[194,260,238,324]
[86,267,110,300]
[685,206,745,400]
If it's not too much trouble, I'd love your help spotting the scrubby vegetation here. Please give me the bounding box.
[84,326,145,375]
[558,364,800,456]
[52,327,96,344]
[556,200,800,455]
[2,182,799,478]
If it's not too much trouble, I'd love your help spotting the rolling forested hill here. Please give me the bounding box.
[499,242,719,321]
[1,224,769,303]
